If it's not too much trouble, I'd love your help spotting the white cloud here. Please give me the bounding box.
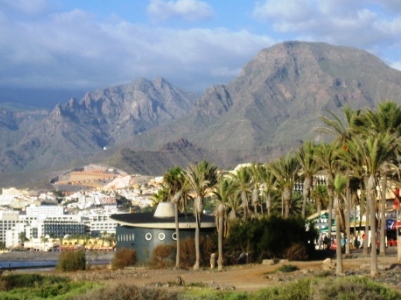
[0,0,51,15]
[252,0,401,57]
[0,7,272,92]
[147,0,214,22]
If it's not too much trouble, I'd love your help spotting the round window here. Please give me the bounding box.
[145,232,152,241]
[158,233,165,240]
[172,232,177,241]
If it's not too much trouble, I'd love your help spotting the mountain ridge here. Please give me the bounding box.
[1,41,401,188]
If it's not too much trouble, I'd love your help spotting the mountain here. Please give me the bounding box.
[0,77,196,175]
[130,41,401,152]
[1,41,401,187]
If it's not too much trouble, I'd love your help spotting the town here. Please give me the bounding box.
[0,164,162,251]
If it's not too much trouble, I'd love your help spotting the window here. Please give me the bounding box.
[145,233,152,241]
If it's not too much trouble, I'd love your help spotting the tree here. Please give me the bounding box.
[346,132,400,277]
[359,101,401,256]
[295,141,320,218]
[260,164,276,217]
[267,154,301,218]
[314,143,340,247]
[333,174,348,275]
[249,163,263,216]
[212,175,238,271]
[185,161,218,270]
[163,167,188,269]
[310,184,328,228]
[232,166,252,220]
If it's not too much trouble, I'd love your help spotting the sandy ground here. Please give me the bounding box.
[3,250,401,293]
[53,255,401,292]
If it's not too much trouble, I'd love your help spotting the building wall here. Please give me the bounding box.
[116,226,214,262]
[0,211,20,244]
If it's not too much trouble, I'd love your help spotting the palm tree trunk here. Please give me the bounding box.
[266,194,271,217]
[174,202,180,269]
[252,188,259,216]
[368,175,378,277]
[327,176,334,248]
[194,212,201,271]
[379,176,387,256]
[241,191,248,220]
[363,177,370,257]
[217,212,224,271]
[302,176,311,218]
[283,187,291,218]
[344,183,351,255]
[335,208,343,275]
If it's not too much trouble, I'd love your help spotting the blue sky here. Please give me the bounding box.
[1,0,401,100]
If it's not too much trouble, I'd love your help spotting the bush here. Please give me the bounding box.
[226,215,317,262]
[277,264,299,273]
[70,282,179,300]
[150,244,175,269]
[111,247,137,269]
[285,243,308,261]
[0,273,98,299]
[0,274,64,291]
[57,250,86,272]
[179,237,215,269]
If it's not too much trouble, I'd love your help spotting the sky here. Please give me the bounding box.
[1,0,401,104]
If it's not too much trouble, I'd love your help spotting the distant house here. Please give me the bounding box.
[110,202,216,262]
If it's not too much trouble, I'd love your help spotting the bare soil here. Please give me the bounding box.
[56,255,401,292]
[5,250,401,293]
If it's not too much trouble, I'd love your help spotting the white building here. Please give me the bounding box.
[0,210,21,245]
[26,205,64,219]
[88,214,118,237]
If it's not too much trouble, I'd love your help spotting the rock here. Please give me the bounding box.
[262,259,275,265]
[322,258,333,270]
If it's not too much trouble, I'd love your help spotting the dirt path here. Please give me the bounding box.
[53,255,399,292]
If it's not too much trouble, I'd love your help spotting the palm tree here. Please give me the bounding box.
[249,163,263,216]
[295,141,320,218]
[212,175,238,271]
[359,101,401,256]
[260,163,276,217]
[40,235,49,251]
[333,174,348,275]
[347,132,401,277]
[314,142,340,247]
[150,186,168,206]
[310,184,329,230]
[185,161,218,271]
[267,154,300,218]
[231,166,252,220]
[163,167,188,269]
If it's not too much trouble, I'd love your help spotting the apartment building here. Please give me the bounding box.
[0,210,20,245]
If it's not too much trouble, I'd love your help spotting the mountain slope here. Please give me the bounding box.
[0,77,196,173]
[129,41,401,154]
[1,41,401,185]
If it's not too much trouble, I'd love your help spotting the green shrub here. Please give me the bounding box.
[0,273,99,299]
[277,264,299,273]
[111,247,137,269]
[226,215,316,262]
[56,250,86,271]
[310,276,401,300]
[70,282,179,300]
[0,274,53,291]
[250,279,311,300]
